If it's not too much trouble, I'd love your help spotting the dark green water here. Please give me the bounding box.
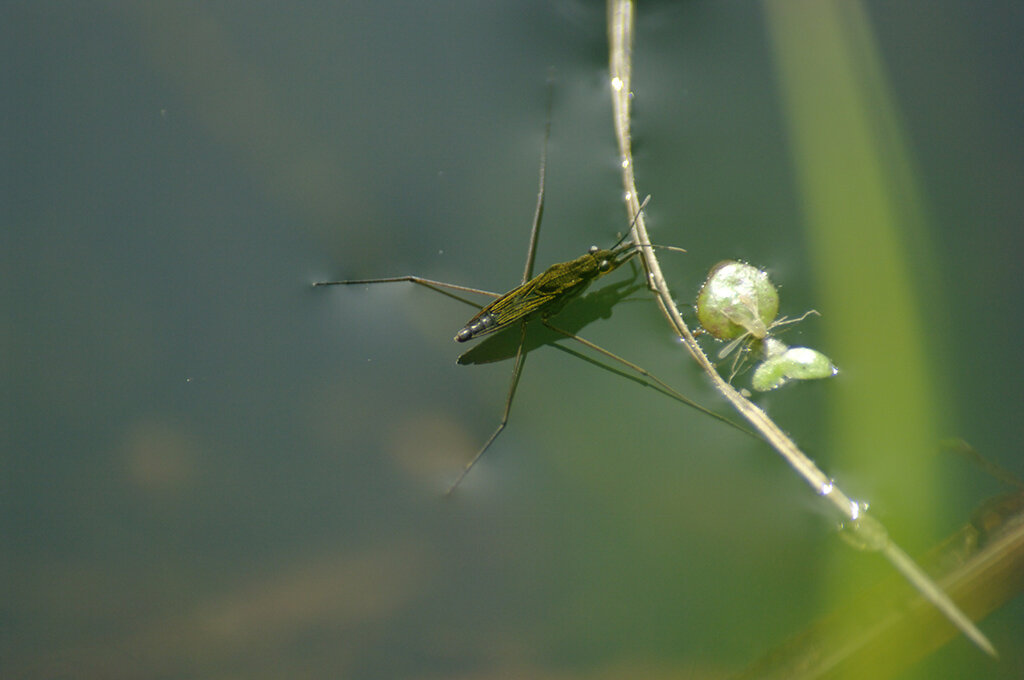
[5,2,1022,678]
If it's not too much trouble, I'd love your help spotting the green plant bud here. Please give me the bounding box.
[751,346,837,391]
[696,261,779,341]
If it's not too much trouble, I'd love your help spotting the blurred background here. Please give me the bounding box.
[4,1,1022,678]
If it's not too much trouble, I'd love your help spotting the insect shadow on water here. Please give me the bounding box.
[315,110,751,494]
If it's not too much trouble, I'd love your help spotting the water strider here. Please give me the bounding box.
[455,223,660,342]
[316,123,747,494]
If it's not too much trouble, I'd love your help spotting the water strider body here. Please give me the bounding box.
[455,242,644,342]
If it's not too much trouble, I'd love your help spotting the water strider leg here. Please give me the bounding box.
[520,77,553,284]
[541,320,756,439]
[445,322,529,495]
[445,84,551,493]
[314,275,498,308]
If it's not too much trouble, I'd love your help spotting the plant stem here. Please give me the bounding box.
[605,0,995,658]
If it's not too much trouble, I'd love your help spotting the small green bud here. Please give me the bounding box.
[696,261,779,341]
[751,346,837,391]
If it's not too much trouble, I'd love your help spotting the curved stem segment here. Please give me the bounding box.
[606,0,994,657]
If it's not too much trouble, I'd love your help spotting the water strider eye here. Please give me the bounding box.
[598,259,611,272]
[588,245,599,254]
